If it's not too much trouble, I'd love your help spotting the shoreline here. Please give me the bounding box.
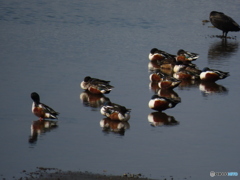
[20,167,153,180]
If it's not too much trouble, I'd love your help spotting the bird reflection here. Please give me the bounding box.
[148,62,173,76]
[178,79,201,90]
[29,120,58,144]
[80,91,110,110]
[148,112,179,127]
[100,118,130,136]
[208,39,238,62]
[199,81,228,96]
[157,89,181,101]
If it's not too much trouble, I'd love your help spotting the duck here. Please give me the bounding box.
[173,68,200,80]
[200,67,229,82]
[158,75,181,90]
[100,102,131,121]
[156,57,176,69]
[148,95,181,111]
[80,76,114,94]
[176,49,199,62]
[149,71,165,82]
[31,92,59,120]
[149,48,176,61]
[209,11,240,37]
[173,61,201,74]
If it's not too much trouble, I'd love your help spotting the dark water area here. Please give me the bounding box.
[0,1,240,180]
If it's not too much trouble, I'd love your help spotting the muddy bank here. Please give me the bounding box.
[20,167,153,180]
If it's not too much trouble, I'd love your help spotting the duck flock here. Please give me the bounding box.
[30,47,230,134]
[30,11,239,134]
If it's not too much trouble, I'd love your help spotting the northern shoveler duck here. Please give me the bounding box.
[157,58,176,69]
[210,11,240,37]
[200,67,229,82]
[149,71,165,82]
[158,75,181,89]
[176,49,199,62]
[173,61,201,74]
[173,68,200,80]
[31,92,59,120]
[100,102,131,121]
[148,95,181,111]
[149,48,176,61]
[80,76,114,94]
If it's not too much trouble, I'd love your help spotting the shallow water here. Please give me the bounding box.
[0,1,240,180]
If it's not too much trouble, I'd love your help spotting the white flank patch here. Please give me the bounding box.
[118,112,130,121]
[148,99,155,109]
[149,74,153,81]
[200,71,208,80]
[173,65,184,73]
[148,53,154,60]
[100,107,106,115]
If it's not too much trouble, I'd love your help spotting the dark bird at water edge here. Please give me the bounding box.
[209,11,240,38]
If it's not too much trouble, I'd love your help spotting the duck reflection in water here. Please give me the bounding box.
[199,81,228,96]
[149,71,181,90]
[157,89,181,102]
[148,112,179,127]
[208,38,239,62]
[29,120,58,144]
[149,81,181,102]
[80,91,110,110]
[177,79,201,90]
[100,118,130,136]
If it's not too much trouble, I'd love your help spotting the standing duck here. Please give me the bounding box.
[31,92,59,120]
[209,11,240,37]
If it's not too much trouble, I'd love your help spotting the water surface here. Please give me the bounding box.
[0,1,240,180]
